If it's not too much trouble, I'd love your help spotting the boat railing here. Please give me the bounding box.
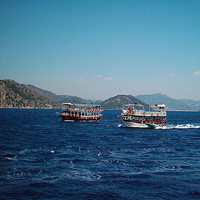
[144,111,167,116]
[61,103,101,111]
[62,107,101,112]
[122,110,167,116]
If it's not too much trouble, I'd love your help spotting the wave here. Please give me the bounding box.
[118,123,200,129]
[155,124,200,129]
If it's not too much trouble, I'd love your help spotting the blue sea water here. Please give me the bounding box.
[0,109,200,200]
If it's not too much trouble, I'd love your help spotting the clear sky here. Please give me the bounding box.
[0,0,200,100]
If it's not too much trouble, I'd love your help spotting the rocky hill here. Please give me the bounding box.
[0,80,59,108]
[101,95,149,110]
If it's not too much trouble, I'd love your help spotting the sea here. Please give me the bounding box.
[1,109,200,200]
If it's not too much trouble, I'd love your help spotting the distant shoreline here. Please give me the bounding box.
[0,107,199,112]
[0,107,59,109]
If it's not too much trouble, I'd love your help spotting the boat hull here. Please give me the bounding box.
[60,115,103,121]
[121,120,150,128]
[121,116,166,128]
[146,123,164,129]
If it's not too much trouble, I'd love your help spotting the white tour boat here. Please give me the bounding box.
[120,103,167,128]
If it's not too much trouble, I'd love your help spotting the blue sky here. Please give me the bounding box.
[0,0,200,100]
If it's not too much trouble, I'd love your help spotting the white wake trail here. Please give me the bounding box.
[155,124,200,130]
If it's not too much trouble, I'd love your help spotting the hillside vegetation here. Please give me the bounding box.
[0,80,58,108]
[101,95,149,110]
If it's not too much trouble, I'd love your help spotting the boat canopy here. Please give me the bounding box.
[150,104,165,111]
[61,103,101,110]
[151,104,166,108]
[123,104,145,111]
[123,103,166,112]
[62,103,73,105]
[93,104,101,107]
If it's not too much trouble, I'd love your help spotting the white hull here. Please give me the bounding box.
[122,121,149,128]
[120,103,167,129]
[146,123,165,129]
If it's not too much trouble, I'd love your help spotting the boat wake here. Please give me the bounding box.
[162,124,200,130]
[118,123,200,129]
[153,123,200,129]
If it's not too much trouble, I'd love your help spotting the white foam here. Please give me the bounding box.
[118,124,122,128]
[154,125,174,129]
[118,123,200,130]
[175,124,200,129]
[155,124,200,130]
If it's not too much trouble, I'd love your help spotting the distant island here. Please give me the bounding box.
[0,79,200,111]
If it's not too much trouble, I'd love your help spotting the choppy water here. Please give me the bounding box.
[1,109,200,199]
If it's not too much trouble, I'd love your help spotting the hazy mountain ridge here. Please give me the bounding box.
[1,80,200,110]
[23,84,148,109]
[23,84,93,105]
[23,85,149,109]
[136,93,200,111]
[179,99,200,111]
[23,84,59,102]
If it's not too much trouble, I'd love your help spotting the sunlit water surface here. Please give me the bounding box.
[1,109,200,199]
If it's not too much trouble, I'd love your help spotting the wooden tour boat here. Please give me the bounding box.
[60,103,103,121]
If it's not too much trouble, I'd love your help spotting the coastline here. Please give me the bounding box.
[0,107,199,112]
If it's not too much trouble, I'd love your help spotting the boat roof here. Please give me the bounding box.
[123,103,144,107]
[62,103,101,107]
[62,103,73,105]
[123,103,166,109]
[93,104,101,107]
[150,104,166,107]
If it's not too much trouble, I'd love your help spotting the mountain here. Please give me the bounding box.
[179,99,200,111]
[101,95,149,110]
[23,84,93,105]
[136,93,200,111]
[56,95,92,104]
[23,84,58,102]
[0,80,59,108]
[2,79,200,110]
